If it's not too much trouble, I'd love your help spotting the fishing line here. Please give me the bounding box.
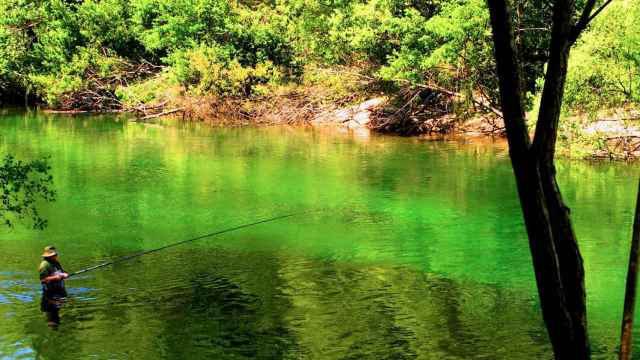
[68,212,304,278]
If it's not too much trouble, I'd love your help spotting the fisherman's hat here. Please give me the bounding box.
[42,245,58,258]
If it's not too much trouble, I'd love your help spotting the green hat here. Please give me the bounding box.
[42,245,58,258]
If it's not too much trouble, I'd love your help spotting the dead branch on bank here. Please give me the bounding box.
[366,77,505,136]
[368,84,503,136]
[597,117,640,122]
[130,101,168,117]
[44,109,125,114]
[391,78,503,118]
[247,91,330,125]
[57,60,162,112]
[369,89,452,135]
[139,107,184,120]
[414,83,503,118]
[598,136,640,160]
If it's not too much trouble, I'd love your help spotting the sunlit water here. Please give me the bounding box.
[0,110,638,359]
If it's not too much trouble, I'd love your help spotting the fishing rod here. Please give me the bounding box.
[68,212,302,278]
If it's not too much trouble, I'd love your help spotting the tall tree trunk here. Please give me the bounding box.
[486,0,589,358]
[620,179,640,360]
[532,0,589,356]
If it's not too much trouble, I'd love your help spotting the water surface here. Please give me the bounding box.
[0,110,638,359]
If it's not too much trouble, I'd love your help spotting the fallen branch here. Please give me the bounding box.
[606,136,640,140]
[597,117,640,122]
[129,101,169,117]
[140,107,184,120]
[43,109,126,114]
[415,82,503,118]
[389,78,503,118]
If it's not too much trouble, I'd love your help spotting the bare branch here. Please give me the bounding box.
[139,108,185,120]
[588,0,615,23]
[575,0,597,32]
[517,27,551,32]
[392,78,504,118]
[570,0,614,44]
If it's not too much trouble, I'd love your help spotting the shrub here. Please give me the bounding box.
[565,1,640,113]
[166,44,283,97]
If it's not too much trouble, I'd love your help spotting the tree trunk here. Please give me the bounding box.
[532,0,590,356]
[486,0,589,358]
[620,179,640,360]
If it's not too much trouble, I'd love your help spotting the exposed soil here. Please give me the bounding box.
[40,91,640,160]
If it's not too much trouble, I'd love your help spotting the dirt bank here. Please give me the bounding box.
[41,91,640,160]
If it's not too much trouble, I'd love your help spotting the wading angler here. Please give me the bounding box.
[39,246,69,327]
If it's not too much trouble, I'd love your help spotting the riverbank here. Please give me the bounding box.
[40,86,640,161]
[45,87,640,161]
[4,0,638,160]
[40,64,508,135]
[29,61,637,160]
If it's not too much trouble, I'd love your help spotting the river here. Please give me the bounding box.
[0,110,638,359]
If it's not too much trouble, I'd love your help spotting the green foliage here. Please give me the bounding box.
[130,0,230,53]
[0,0,299,104]
[378,0,494,97]
[166,44,283,96]
[0,0,70,97]
[0,0,636,115]
[0,155,55,230]
[278,0,548,108]
[77,0,144,58]
[565,1,640,113]
[28,46,142,108]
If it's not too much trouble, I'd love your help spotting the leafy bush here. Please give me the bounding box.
[565,1,640,113]
[129,0,230,53]
[0,0,636,115]
[167,44,283,96]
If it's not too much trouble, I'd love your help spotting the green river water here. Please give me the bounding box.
[0,110,638,359]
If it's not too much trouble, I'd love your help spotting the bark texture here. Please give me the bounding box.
[486,0,595,358]
[619,179,640,360]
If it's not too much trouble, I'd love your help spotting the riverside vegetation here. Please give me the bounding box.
[3,1,640,359]
[0,0,639,157]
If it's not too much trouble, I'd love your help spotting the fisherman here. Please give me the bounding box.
[39,246,69,327]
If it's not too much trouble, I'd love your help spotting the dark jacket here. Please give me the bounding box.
[39,259,67,297]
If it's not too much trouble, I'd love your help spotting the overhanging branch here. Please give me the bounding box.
[588,0,614,22]
[569,0,614,44]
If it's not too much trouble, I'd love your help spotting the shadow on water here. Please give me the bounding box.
[2,247,554,360]
[1,112,639,359]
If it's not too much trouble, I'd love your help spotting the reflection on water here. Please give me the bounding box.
[3,248,551,359]
[0,110,638,359]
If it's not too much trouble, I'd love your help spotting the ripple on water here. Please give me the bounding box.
[0,294,12,305]
[3,116,637,359]
[0,341,35,360]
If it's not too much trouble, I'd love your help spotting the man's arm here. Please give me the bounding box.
[40,273,68,283]
[39,262,68,283]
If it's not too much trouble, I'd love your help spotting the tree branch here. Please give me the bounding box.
[574,0,597,32]
[530,0,592,354]
[139,107,184,120]
[411,82,504,118]
[532,0,575,163]
[588,0,614,23]
[486,2,590,357]
[569,0,614,44]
